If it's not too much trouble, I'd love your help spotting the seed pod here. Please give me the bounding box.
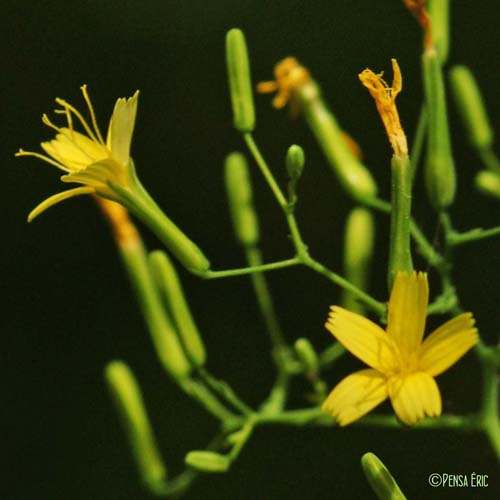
[449,65,493,150]
[226,28,255,132]
[149,250,206,367]
[105,361,167,488]
[225,152,260,246]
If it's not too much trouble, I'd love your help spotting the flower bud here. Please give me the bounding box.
[149,250,206,367]
[429,0,450,62]
[286,144,305,181]
[361,452,407,500]
[226,28,255,132]
[342,208,374,313]
[105,361,167,488]
[185,451,230,473]
[120,239,191,380]
[225,152,260,246]
[449,65,493,150]
[475,170,500,200]
[423,49,456,209]
[294,338,318,374]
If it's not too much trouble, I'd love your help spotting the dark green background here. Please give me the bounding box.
[4,1,500,499]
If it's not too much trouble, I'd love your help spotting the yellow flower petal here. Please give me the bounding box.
[388,372,442,425]
[419,312,478,376]
[386,272,429,359]
[106,91,139,166]
[28,186,95,222]
[322,369,388,426]
[326,306,398,373]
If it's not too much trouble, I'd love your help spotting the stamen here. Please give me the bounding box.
[54,106,75,133]
[15,149,70,172]
[80,85,105,145]
[54,97,99,143]
[42,114,63,134]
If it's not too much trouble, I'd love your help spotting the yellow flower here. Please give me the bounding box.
[16,85,139,221]
[322,272,478,426]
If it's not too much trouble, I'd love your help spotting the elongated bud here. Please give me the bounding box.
[120,239,191,380]
[449,65,494,150]
[294,338,318,374]
[105,361,167,489]
[361,452,407,500]
[226,28,255,132]
[286,144,305,181]
[225,152,260,246]
[185,451,230,473]
[423,49,456,209]
[429,0,450,62]
[475,171,500,200]
[342,208,374,313]
[149,250,206,367]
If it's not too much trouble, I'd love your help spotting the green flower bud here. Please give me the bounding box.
[429,0,450,63]
[342,208,374,313]
[423,49,456,209]
[294,338,318,374]
[105,361,167,489]
[120,239,191,380]
[286,144,305,181]
[475,170,500,200]
[149,250,206,367]
[449,65,493,150]
[361,452,407,500]
[226,28,255,132]
[185,451,230,473]
[225,152,260,246]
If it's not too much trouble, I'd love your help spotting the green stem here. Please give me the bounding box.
[479,146,500,175]
[197,258,301,278]
[388,154,414,289]
[198,368,253,415]
[245,246,288,352]
[319,342,346,368]
[365,197,444,268]
[303,257,386,316]
[479,346,500,463]
[410,105,428,182]
[149,470,198,498]
[180,379,236,423]
[255,407,480,430]
[447,225,500,246]
[243,133,288,208]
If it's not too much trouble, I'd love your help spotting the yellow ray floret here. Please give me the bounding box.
[322,271,478,426]
[16,85,139,221]
[359,59,408,156]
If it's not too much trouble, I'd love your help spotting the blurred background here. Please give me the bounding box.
[4,1,500,499]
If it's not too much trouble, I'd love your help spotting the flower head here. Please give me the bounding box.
[256,57,311,110]
[16,85,139,221]
[359,59,407,156]
[322,272,478,426]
